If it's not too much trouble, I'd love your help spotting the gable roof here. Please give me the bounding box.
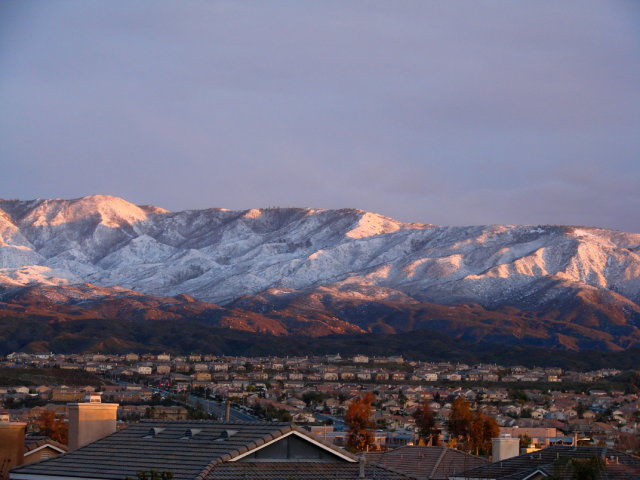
[11,421,357,480]
[24,436,68,456]
[450,446,640,480]
[364,446,489,480]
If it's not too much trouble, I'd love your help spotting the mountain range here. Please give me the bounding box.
[1,194,640,354]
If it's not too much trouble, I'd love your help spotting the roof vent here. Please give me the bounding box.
[215,429,238,441]
[181,428,203,440]
[144,427,165,438]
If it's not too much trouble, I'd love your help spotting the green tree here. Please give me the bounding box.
[509,389,528,404]
[519,434,532,449]
[125,470,174,480]
[551,456,604,480]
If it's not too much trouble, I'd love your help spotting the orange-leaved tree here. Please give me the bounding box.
[37,409,68,444]
[469,411,499,455]
[447,396,473,448]
[345,393,375,452]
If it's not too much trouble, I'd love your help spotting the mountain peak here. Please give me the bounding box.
[345,210,427,239]
[20,195,151,228]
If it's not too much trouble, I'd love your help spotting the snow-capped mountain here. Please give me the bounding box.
[1,194,640,350]
[1,194,639,305]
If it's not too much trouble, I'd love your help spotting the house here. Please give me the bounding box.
[148,406,189,420]
[23,436,67,464]
[499,427,559,449]
[10,421,413,480]
[450,445,640,479]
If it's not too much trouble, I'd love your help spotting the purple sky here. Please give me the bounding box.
[1,1,639,232]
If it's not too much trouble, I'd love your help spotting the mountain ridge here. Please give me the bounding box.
[1,194,640,351]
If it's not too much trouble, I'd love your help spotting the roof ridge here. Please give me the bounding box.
[369,462,420,480]
[428,447,448,479]
[139,419,286,425]
[195,424,294,480]
[291,425,358,462]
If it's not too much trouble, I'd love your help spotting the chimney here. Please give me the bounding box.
[67,393,118,451]
[492,434,520,462]
[359,454,366,479]
[225,399,231,423]
[0,412,26,471]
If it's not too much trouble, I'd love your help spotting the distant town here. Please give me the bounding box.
[2,351,638,460]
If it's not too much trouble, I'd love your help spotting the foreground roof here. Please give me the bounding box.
[450,446,640,480]
[205,462,414,480]
[11,421,358,480]
[365,446,489,480]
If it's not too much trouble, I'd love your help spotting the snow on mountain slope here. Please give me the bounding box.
[0,195,639,313]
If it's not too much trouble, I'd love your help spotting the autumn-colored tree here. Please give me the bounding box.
[616,432,640,455]
[447,397,473,446]
[413,400,439,445]
[469,412,500,455]
[469,411,485,454]
[345,393,375,452]
[37,409,68,444]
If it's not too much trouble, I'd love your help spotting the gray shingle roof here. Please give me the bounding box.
[451,446,640,480]
[364,446,489,480]
[12,421,356,480]
[204,462,414,480]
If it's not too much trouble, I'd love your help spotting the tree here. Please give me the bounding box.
[447,397,473,447]
[345,393,375,452]
[482,414,500,454]
[37,410,68,444]
[398,392,408,408]
[519,433,532,449]
[551,456,604,480]
[469,412,499,455]
[520,408,532,418]
[509,389,528,404]
[469,412,485,454]
[616,432,640,454]
[125,470,174,480]
[413,400,439,445]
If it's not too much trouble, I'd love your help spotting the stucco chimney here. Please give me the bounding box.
[492,434,520,462]
[0,412,26,471]
[67,393,118,451]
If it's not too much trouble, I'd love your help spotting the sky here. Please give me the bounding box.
[1,1,639,232]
